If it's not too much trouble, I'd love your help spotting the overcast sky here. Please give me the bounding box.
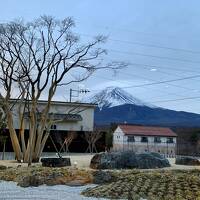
[1,0,200,113]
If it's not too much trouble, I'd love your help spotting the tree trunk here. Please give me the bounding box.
[18,90,27,157]
[38,131,50,159]
[7,111,22,161]
[34,88,55,159]
[19,127,26,156]
[2,140,6,160]
[34,123,46,160]
[24,100,37,164]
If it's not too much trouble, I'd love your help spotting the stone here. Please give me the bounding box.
[92,170,113,184]
[65,180,85,187]
[175,156,200,166]
[134,152,170,169]
[41,157,71,167]
[0,165,7,170]
[90,152,170,169]
[18,175,44,187]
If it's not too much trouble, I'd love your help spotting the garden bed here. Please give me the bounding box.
[0,166,93,187]
[82,170,200,200]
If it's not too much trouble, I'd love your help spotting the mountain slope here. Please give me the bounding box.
[91,87,200,127]
[94,104,200,127]
[90,87,152,109]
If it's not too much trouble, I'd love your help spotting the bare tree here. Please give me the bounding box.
[59,131,77,153]
[0,16,125,163]
[84,129,103,153]
[0,109,7,160]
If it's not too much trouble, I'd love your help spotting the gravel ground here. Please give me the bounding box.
[0,153,94,169]
[0,181,106,200]
[1,155,200,171]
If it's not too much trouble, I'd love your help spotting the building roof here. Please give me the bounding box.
[118,124,177,137]
[8,99,97,108]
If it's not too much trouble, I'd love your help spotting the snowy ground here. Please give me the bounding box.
[0,181,106,200]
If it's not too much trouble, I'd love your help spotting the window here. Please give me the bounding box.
[167,137,174,143]
[127,136,135,142]
[154,137,161,143]
[141,136,148,143]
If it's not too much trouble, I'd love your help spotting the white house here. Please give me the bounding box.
[113,124,177,155]
[0,100,97,152]
[9,100,96,132]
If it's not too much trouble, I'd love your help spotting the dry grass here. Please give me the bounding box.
[0,165,93,186]
[83,170,200,200]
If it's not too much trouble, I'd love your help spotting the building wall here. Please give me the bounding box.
[10,101,95,132]
[113,127,177,155]
[113,127,125,144]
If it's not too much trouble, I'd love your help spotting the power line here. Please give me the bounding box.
[128,62,200,74]
[122,74,200,89]
[98,56,200,74]
[151,96,200,104]
[109,49,200,65]
[119,67,195,91]
[97,57,200,91]
[81,33,200,72]
[80,33,200,55]
[93,74,189,98]
[87,69,200,97]
[83,73,200,105]
[110,38,200,54]
[82,67,200,105]
[89,68,199,97]
[94,25,200,44]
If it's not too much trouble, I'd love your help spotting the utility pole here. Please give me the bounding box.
[69,89,73,102]
[69,88,90,102]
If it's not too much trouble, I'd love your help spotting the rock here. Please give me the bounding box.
[0,165,7,170]
[150,152,165,159]
[18,175,44,187]
[92,170,113,184]
[134,152,170,169]
[41,157,71,167]
[175,156,200,165]
[65,180,85,186]
[90,152,170,169]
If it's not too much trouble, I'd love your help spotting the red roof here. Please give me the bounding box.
[118,125,177,137]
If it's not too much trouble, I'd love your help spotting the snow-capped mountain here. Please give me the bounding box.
[89,87,150,109]
[86,87,200,127]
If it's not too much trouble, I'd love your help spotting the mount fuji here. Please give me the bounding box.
[90,87,151,109]
[88,87,200,127]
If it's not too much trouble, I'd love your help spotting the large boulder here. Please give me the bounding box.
[90,152,170,169]
[175,156,200,165]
